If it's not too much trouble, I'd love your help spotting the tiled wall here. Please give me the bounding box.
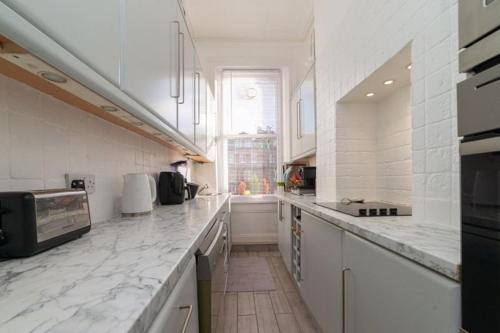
[0,74,183,223]
[376,86,412,205]
[313,0,464,226]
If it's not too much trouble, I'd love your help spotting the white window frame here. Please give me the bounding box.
[216,67,285,195]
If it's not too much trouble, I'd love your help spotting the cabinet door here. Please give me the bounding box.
[278,201,292,272]
[300,67,316,154]
[194,56,207,152]
[147,256,199,333]
[290,91,302,158]
[301,211,342,333]
[122,0,178,128]
[1,0,120,85]
[343,233,460,333]
[177,16,195,143]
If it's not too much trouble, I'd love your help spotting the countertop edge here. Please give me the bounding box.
[276,193,460,282]
[129,194,230,333]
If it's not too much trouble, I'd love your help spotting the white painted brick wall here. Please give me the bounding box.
[314,0,464,226]
[0,74,183,223]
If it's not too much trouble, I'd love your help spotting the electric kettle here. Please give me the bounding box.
[122,173,157,216]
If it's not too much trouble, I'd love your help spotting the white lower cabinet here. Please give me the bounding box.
[147,256,199,333]
[300,211,342,333]
[342,233,461,333]
[277,201,292,273]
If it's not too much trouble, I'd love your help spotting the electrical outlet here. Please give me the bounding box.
[65,174,96,194]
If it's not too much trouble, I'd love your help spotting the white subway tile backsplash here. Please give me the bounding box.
[9,113,44,179]
[0,74,183,222]
[314,0,460,226]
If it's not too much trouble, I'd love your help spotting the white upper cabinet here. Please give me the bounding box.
[300,67,316,154]
[177,16,196,143]
[1,0,121,86]
[290,90,303,158]
[342,233,461,333]
[194,55,207,152]
[121,0,178,129]
[290,65,316,160]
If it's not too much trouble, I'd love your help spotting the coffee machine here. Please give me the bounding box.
[291,166,316,195]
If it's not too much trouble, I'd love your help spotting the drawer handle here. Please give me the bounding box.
[179,304,193,333]
[342,267,351,333]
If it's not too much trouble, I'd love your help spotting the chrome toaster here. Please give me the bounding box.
[0,189,91,258]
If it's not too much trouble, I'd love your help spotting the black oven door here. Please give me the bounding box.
[461,136,500,332]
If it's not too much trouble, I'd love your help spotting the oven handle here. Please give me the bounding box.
[461,136,500,155]
[204,221,225,271]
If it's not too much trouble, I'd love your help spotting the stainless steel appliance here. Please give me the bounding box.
[459,0,500,73]
[459,2,500,331]
[315,201,412,217]
[460,135,500,333]
[0,189,91,257]
[196,212,229,333]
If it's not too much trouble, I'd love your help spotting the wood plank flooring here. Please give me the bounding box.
[226,245,321,333]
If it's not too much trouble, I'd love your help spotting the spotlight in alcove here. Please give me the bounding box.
[366,92,375,97]
[384,79,395,85]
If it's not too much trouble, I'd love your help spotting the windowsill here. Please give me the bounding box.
[231,194,278,204]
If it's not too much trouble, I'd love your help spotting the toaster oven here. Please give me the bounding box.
[0,189,91,257]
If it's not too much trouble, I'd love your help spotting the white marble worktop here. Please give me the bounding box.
[276,193,461,281]
[0,194,230,333]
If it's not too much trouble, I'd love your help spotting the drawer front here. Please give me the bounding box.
[147,256,198,333]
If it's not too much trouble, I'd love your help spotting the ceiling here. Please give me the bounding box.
[182,0,314,41]
[339,45,412,103]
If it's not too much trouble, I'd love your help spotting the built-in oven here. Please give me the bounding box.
[459,0,500,72]
[196,213,229,333]
[459,65,500,333]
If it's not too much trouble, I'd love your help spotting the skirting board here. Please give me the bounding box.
[232,233,278,245]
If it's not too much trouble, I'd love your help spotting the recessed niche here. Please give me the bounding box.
[336,44,412,206]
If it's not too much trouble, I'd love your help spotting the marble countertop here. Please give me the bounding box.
[276,193,461,281]
[0,194,230,333]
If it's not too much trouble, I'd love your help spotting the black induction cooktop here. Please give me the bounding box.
[314,201,412,217]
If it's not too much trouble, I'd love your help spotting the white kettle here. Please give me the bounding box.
[122,173,157,215]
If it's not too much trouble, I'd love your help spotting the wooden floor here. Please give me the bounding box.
[227,245,321,333]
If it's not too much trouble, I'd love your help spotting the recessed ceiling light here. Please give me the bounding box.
[101,105,118,112]
[407,64,412,70]
[39,71,67,83]
[366,92,375,97]
[384,79,395,85]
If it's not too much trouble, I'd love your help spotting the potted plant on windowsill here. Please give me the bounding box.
[276,181,285,193]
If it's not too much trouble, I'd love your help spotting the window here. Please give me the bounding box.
[221,70,281,195]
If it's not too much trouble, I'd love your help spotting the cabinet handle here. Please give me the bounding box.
[179,304,193,333]
[178,32,185,105]
[298,99,303,139]
[170,21,180,99]
[195,72,201,125]
[295,101,300,140]
[342,267,351,333]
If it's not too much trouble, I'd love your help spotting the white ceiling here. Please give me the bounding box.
[182,0,314,41]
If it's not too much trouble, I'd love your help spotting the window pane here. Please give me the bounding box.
[222,70,280,135]
[227,137,278,195]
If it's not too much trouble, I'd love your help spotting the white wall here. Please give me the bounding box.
[0,74,184,223]
[314,0,464,226]
[376,86,412,205]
